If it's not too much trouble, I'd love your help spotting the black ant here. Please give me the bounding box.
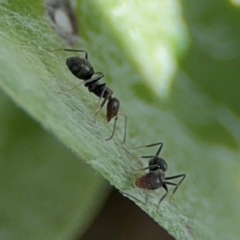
[52,49,127,143]
[124,142,186,212]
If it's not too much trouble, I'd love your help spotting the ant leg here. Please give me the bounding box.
[122,146,135,158]
[84,72,104,86]
[138,164,160,171]
[154,142,164,156]
[58,81,83,94]
[140,155,160,159]
[93,83,113,123]
[59,72,104,94]
[105,116,118,141]
[122,146,145,169]
[130,142,163,150]
[118,114,127,144]
[141,142,164,161]
[157,183,169,213]
[130,142,164,157]
[106,114,127,143]
[94,98,107,123]
[48,49,88,59]
[93,85,108,123]
[165,174,186,202]
[95,97,108,118]
[124,142,163,160]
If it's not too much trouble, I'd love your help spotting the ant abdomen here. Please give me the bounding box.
[66,57,94,80]
[135,170,165,190]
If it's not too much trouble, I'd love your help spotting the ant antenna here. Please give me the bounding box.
[48,48,88,59]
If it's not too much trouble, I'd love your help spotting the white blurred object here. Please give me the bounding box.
[45,0,79,46]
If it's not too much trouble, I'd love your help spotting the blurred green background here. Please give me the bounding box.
[1,0,240,239]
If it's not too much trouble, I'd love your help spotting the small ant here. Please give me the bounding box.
[124,142,186,212]
[52,49,127,143]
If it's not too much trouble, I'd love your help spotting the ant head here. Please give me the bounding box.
[149,157,168,172]
[66,57,94,80]
[135,170,165,190]
[106,97,120,122]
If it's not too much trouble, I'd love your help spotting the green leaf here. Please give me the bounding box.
[0,1,240,240]
[0,90,109,240]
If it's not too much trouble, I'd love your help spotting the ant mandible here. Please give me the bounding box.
[52,49,127,143]
[125,142,186,212]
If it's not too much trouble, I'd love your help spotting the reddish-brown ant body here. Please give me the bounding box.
[125,142,186,212]
[54,49,127,143]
